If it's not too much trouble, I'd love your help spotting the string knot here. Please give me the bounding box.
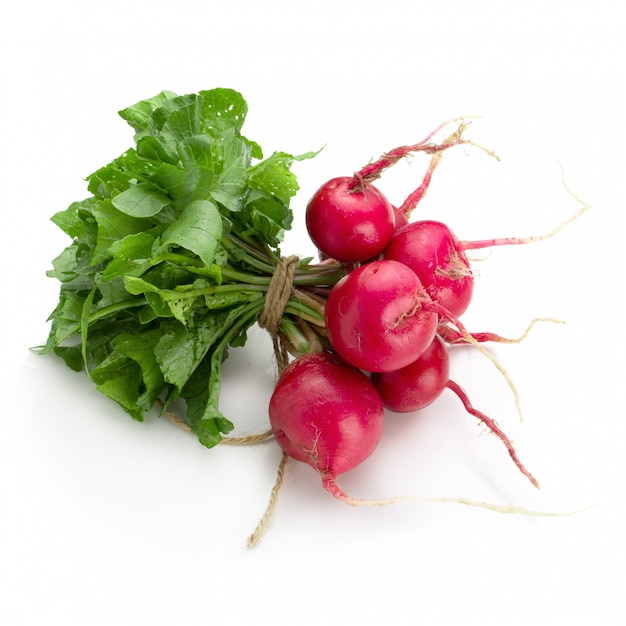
[258,255,299,373]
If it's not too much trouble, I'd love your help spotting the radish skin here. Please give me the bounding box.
[324,260,438,372]
[305,176,395,263]
[268,353,385,498]
[383,220,474,318]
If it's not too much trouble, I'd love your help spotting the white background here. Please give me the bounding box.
[2,1,624,624]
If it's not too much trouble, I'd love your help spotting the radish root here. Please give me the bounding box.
[426,301,525,422]
[439,317,565,345]
[323,477,595,516]
[461,331,524,422]
[459,205,590,251]
[446,380,539,489]
[459,163,591,252]
[355,118,498,187]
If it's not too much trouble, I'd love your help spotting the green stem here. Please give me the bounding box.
[295,319,325,352]
[279,318,311,354]
[220,267,271,285]
[292,268,345,286]
[290,290,326,319]
[89,299,146,322]
[222,234,275,274]
[151,237,342,289]
[214,301,265,353]
[283,297,325,326]
[159,283,268,299]
[238,252,275,274]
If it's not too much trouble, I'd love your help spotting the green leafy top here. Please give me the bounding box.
[42,88,329,448]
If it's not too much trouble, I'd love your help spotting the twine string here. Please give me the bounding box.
[247,255,299,547]
[164,255,301,547]
[246,451,289,548]
[257,254,300,375]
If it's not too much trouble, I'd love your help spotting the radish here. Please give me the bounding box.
[322,256,523,420]
[268,352,385,498]
[383,220,475,318]
[324,259,438,372]
[371,335,540,489]
[305,176,396,263]
[371,334,449,413]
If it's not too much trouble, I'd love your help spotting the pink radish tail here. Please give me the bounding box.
[398,120,476,217]
[397,149,444,217]
[445,380,540,489]
[322,475,355,503]
[353,118,472,186]
[438,318,564,345]
[458,206,590,252]
[322,475,407,506]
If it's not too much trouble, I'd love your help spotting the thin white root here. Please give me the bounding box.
[517,316,564,340]
[559,160,592,213]
[502,317,565,344]
[453,318,566,421]
[461,331,525,422]
[333,488,598,517]
[463,137,501,162]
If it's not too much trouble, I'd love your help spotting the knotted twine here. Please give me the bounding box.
[164,255,300,546]
[257,254,300,374]
[246,254,299,547]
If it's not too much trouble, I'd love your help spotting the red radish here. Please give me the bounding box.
[371,334,450,412]
[384,220,475,318]
[305,119,487,263]
[324,259,438,372]
[371,335,539,489]
[305,176,395,263]
[268,352,385,497]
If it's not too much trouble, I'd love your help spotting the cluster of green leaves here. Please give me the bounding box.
[42,88,315,447]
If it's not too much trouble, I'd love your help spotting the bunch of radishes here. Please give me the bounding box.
[268,124,586,504]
